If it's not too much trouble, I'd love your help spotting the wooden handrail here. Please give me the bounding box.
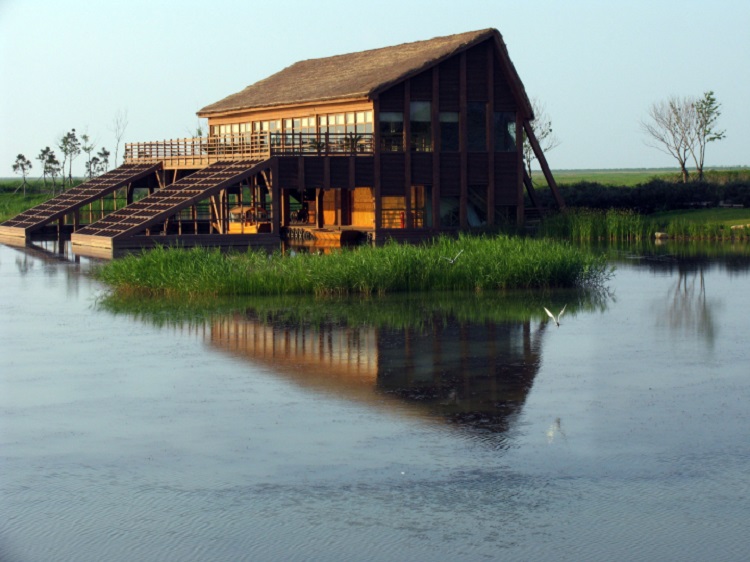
[124,132,375,164]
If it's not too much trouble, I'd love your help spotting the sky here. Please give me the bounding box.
[1,0,748,177]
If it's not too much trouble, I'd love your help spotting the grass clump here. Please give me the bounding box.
[94,235,610,297]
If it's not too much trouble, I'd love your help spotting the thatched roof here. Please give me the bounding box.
[198,28,531,117]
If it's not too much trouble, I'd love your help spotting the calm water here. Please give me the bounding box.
[1,242,749,562]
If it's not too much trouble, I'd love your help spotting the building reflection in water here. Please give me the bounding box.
[209,309,547,439]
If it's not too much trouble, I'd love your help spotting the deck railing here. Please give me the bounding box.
[125,132,375,164]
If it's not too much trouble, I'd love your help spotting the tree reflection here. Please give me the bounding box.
[657,267,717,347]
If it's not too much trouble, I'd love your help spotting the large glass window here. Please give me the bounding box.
[410,101,432,152]
[494,112,516,152]
[440,112,459,152]
[467,102,486,151]
[379,112,404,152]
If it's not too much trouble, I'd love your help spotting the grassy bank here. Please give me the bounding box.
[94,235,610,297]
[539,208,750,241]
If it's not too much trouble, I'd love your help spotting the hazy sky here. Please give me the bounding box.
[1,0,748,176]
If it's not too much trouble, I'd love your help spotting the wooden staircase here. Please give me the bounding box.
[71,159,270,252]
[0,163,162,240]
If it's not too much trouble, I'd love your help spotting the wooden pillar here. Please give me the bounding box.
[271,160,281,234]
[486,41,496,227]
[516,113,525,226]
[459,51,468,229]
[403,80,412,229]
[373,96,382,230]
[431,65,441,230]
[316,188,324,228]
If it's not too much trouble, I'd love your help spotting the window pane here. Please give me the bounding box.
[494,112,516,152]
[379,112,403,151]
[440,112,459,152]
[410,101,431,151]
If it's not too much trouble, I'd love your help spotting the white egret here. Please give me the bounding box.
[544,304,566,327]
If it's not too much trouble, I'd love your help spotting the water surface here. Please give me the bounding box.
[1,242,749,561]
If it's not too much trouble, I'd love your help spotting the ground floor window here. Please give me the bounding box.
[467,185,488,227]
[439,197,460,227]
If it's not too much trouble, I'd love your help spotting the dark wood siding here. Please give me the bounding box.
[493,58,516,110]
[494,155,518,205]
[330,158,349,188]
[379,82,404,112]
[355,158,374,186]
[380,153,405,196]
[411,153,433,184]
[304,158,325,188]
[467,153,488,184]
[410,69,432,100]
[438,57,460,111]
[440,153,461,195]
[277,156,298,186]
[466,44,488,102]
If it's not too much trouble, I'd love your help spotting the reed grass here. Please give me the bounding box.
[94,234,610,297]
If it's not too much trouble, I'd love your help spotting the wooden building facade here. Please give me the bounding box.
[1,29,563,255]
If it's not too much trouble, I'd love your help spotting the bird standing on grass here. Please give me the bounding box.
[544,304,566,327]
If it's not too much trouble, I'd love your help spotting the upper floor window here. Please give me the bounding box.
[440,112,459,152]
[494,112,516,152]
[380,112,404,152]
[410,101,432,152]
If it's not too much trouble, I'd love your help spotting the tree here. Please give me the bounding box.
[522,97,561,181]
[95,147,110,175]
[641,96,694,183]
[37,146,54,189]
[81,133,96,179]
[12,154,33,195]
[58,129,81,188]
[109,109,128,166]
[46,151,62,193]
[690,91,725,181]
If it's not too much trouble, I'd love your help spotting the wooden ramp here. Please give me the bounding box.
[0,163,162,240]
[71,159,271,252]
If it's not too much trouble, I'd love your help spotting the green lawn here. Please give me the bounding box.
[650,207,750,228]
[532,169,681,187]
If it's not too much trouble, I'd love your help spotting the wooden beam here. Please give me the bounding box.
[486,41,495,227]
[516,113,525,225]
[523,119,565,210]
[431,65,441,230]
[403,80,412,229]
[271,160,281,234]
[459,51,468,229]
[373,97,382,230]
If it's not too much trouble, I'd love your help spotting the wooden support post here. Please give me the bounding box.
[516,113,525,226]
[373,97,382,230]
[403,80,412,229]
[271,160,281,235]
[432,65,441,230]
[486,41,495,227]
[524,120,565,210]
[459,51,468,229]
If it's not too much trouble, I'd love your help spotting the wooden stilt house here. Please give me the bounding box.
[0,28,563,255]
